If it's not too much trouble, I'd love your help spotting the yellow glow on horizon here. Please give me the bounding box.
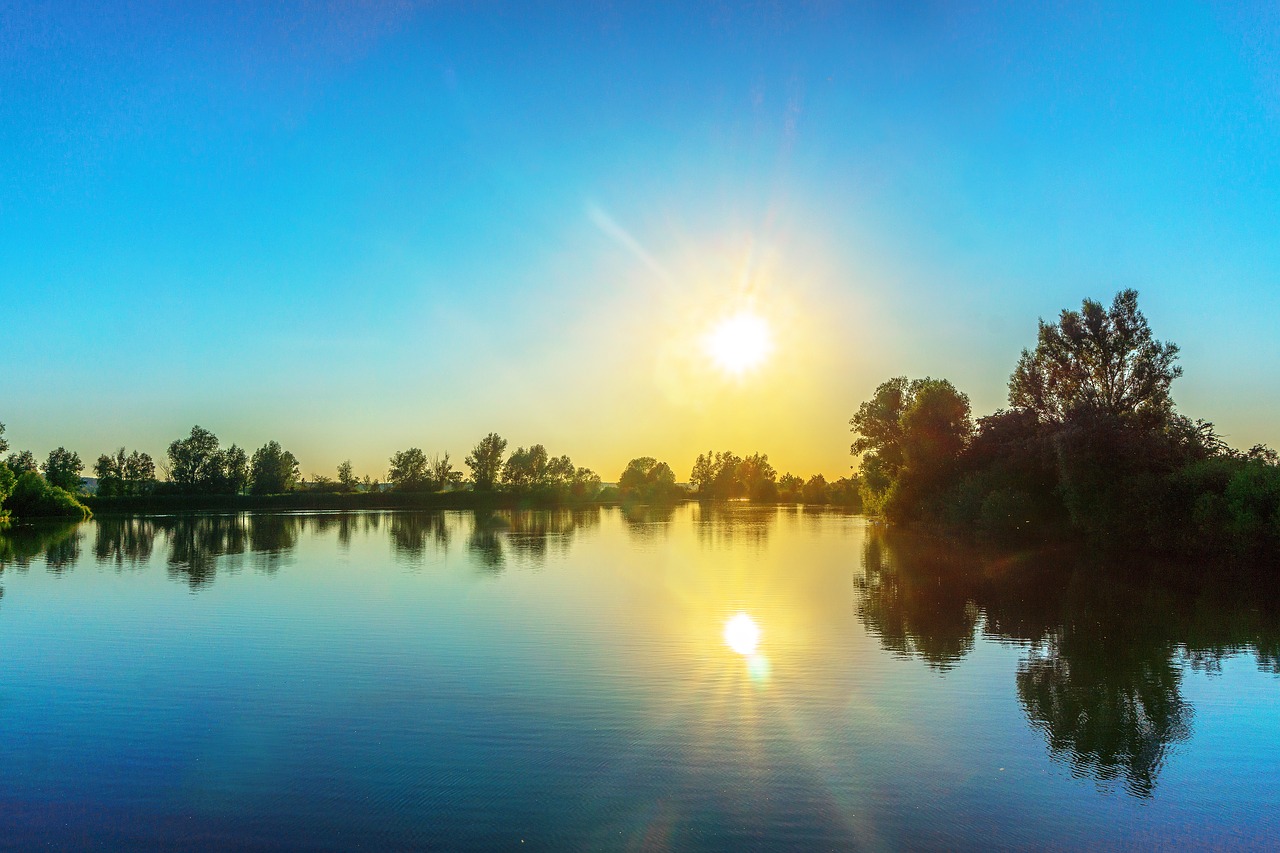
[723,612,762,655]
[702,311,774,377]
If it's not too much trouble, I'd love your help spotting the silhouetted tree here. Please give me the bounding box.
[828,476,862,508]
[0,421,7,456]
[337,460,359,492]
[43,446,84,492]
[223,445,249,493]
[388,447,430,491]
[502,445,549,489]
[250,441,300,494]
[168,426,231,493]
[94,452,122,496]
[1010,290,1181,424]
[94,448,157,497]
[430,452,462,490]
[738,452,778,501]
[306,473,337,492]
[851,377,973,519]
[6,450,38,474]
[802,474,828,504]
[569,466,603,499]
[618,457,680,503]
[690,450,744,499]
[777,473,804,502]
[125,450,156,493]
[465,432,507,491]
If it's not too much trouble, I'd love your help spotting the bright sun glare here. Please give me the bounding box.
[703,311,773,376]
[723,612,761,656]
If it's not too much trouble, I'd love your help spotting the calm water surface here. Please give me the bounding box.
[1,506,1277,850]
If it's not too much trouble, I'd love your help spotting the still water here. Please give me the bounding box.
[0,506,1277,850]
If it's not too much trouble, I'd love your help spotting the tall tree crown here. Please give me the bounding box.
[1009,289,1181,422]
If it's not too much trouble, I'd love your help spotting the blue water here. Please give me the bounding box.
[1,506,1277,850]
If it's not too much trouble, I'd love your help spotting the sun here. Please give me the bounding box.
[702,310,774,376]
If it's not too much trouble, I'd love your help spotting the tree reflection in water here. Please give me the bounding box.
[39,510,607,586]
[856,532,979,670]
[388,512,452,563]
[94,516,157,567]
[621,504,677,544]
[692,502,776,551]
[855,528,1280,797]
[467,508,602,571]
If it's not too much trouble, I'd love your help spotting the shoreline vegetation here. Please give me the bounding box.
[0,425,862,523]
[4,290,1277,565]
[848,290,1280,561]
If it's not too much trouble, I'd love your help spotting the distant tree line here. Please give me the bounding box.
[0,425,91,520]
[1,415,861,518]
[850,290,1280,555]
[684,451,860,507]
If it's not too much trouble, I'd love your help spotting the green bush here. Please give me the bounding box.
[1225,461,1280,544]
[3,472,92,520]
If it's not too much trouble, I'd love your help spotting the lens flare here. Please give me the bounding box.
[723,612,761,656]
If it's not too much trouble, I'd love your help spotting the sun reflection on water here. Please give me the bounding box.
[724,612,761,655]
[724,612,770,683]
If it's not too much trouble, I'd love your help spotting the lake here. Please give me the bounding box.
[1,505,1277,850]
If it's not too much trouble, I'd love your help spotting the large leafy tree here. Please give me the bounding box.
[738,452,778,501]
[850,376,973,518]
[802,474,829,504]
[168,426,228,493]
[569,466,602,500]
[618,457,678,502]
[43,447,84,492]
[337,460,359,492]
[124,450,156,493]
[94,453,122,497]
[501,445,580,492]
[94,448,158,497]
[689,450,744,499]
[387,447,430,491]
[1010,289,1181,423]
[250,441,300,494]
[6,450,39,474]
[502,445,549,489]
[465,433,507,491]
[223,445,250,493]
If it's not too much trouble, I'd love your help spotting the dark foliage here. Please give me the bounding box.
[851,290,1280,555]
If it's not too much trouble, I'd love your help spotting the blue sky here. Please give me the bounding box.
[3,1,1278,479]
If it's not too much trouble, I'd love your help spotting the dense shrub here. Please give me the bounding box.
[3,472,91,519]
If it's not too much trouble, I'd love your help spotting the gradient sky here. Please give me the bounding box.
[3,1,1278,481]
